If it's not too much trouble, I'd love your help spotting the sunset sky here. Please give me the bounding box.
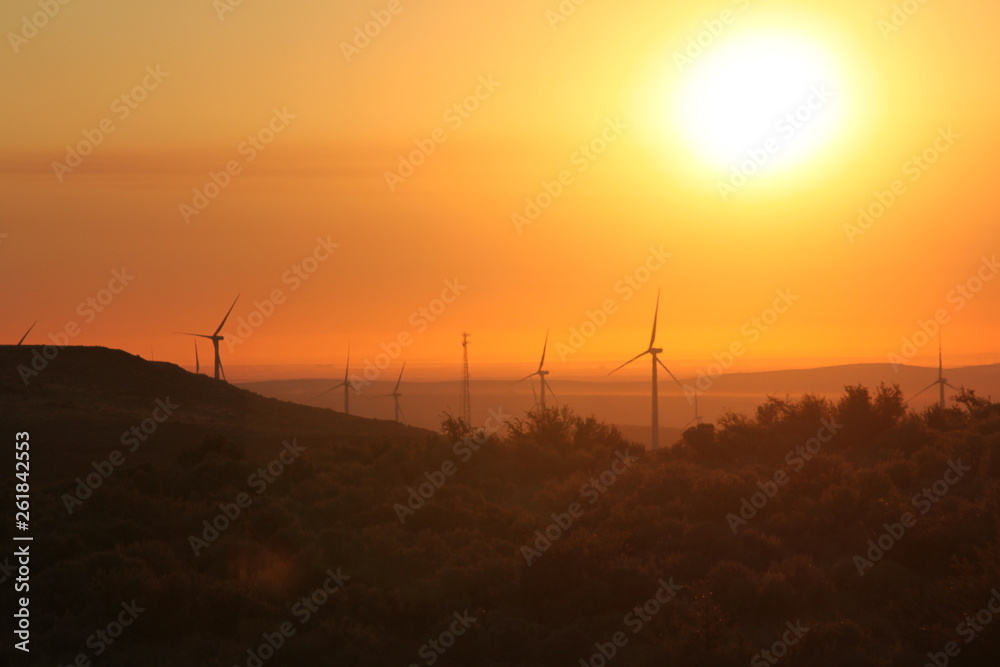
[2,0,999,379]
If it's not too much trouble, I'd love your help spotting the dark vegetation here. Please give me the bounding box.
[2,347,1000,665]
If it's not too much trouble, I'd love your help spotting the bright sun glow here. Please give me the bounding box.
[673,32,846,175]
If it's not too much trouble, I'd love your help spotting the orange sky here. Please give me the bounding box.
[2,0,999,379]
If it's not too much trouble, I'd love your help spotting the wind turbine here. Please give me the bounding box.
[685,390,704,427]
[516,331,555,409]
[175,295,239,381]
[316,346,356,414]
[907,338,959,410]
[609,289,684,450]
[17,321,36,345]
[380,363,406,422]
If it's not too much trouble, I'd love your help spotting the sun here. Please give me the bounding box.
[672,32,846,176]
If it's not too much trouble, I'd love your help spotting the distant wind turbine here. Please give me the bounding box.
[316,346,357,414]
[379,363,406,422]
[175,294,240,381]
[906,338,959,410]
[17,321,36,345]
[686,391,704,427]
[516,331,555,409]
[609,289,684,450]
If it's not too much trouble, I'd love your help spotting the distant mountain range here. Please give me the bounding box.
[4,346,996,456]
[241,362,1000,446]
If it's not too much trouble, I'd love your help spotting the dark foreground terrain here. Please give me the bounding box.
[1,346,999,665]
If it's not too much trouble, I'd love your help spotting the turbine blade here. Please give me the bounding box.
[649,288,661,349]
[214,294,240,336]
[514,372,537,384]
[906,381,939,404]
[314,381,346,399]
[939,336,943,377]
[544,378,558,403]
[393,363,406,393]
[945,382,961,392]
[655,357,683,388]
[538,329,549,371]
[175,332,214,340]
[17,321,37,345]
[609,350,648,375]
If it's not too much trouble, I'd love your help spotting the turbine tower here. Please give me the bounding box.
[907,338,959,410]
[461,332,472,423]
[175,295,240,381]
[381,363,406,422]
[609,289,684,450]
[17,321,36,345]
[316,346,356,414]
[516,330,554,409]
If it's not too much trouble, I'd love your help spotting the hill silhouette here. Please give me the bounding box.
[2,347,999,666]
[0,345,429,482]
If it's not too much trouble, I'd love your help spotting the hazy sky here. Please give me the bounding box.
[2,0,999,378]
